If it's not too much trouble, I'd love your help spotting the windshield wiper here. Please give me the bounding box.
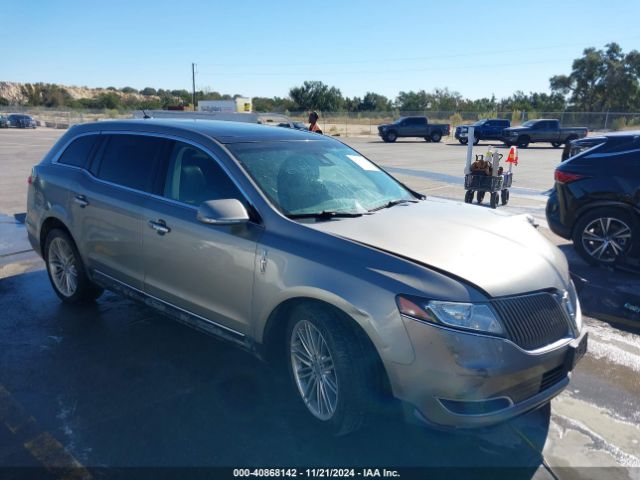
[287,210,366,220]
[368,199,418,212]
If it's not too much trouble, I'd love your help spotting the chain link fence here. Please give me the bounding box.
[2,106,640,136]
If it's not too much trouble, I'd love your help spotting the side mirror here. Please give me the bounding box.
[197,199,250,226]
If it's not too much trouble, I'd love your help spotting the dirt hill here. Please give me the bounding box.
[0,81,159,104]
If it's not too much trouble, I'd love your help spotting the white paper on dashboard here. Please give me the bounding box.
[346,155,380,171]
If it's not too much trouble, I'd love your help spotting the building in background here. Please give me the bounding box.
[198,97,252,113]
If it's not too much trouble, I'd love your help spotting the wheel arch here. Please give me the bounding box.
[40,216,75,260]
[570,201,637,238]
[260,296,395,399]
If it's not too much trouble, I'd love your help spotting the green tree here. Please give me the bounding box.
[141,87,157,96]
[121,86,138,94]
[550,43,640,111]
[395,90,429,111]
[289,81,344,111]
[344,96,361,112]
[359,92,391,111]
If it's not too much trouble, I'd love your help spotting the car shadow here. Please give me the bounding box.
[0,268,550,476]
[558,244,640,330]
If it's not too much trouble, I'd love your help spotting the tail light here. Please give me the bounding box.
[555,170,586,184]
[27,175,32,185]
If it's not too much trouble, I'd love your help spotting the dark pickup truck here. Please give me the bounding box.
[455,118,510,145]
[503,119,587,148]
[378,116,450,143]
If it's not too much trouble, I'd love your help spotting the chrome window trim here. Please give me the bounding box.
[93,269,245,338]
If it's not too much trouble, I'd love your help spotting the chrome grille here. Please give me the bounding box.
[492,292,572,350]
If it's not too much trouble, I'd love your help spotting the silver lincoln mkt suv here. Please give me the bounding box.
[26,119,587,435]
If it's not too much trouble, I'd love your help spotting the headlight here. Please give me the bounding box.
[566,281,582,333]
[396,295,504,335]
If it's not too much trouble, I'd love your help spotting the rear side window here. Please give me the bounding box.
[96,134,168,193]
[57,135,98,168]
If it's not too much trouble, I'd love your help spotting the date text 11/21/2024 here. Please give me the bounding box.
[233,469,400,478]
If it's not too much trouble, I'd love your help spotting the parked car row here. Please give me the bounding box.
[453,118,589,148]
[0,113,37,128]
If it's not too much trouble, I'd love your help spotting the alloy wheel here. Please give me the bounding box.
[290,320,339,420]
[581,217,632,263]
[48,237,78,297]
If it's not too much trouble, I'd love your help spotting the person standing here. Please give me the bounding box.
[308,111,323,134]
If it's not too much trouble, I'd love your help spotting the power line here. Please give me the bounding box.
[196,35,640,68]
[196,58,574,77]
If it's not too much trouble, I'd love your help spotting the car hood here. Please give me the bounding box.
[504,126,528,133]
[306,198,569,297]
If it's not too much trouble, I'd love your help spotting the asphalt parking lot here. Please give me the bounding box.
[1,127,639,479]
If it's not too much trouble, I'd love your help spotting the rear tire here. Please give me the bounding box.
[430,131,442,143]
[44,229,103,303]
[286,303,376,436]
[572,208,634,266]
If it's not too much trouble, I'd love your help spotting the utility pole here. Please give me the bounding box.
[192,63,197,111]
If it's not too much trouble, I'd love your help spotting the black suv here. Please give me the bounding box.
[546,132,640,266]
[8,114,37,128]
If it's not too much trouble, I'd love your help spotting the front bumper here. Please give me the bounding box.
[385,316,587,429]
[546,193,572,239]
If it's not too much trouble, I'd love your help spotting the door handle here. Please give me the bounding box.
[148,219,171,235]
[74,194,89,208]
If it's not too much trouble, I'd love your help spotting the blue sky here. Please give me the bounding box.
[2,0,639,101]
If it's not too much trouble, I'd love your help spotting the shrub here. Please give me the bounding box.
[449,113,463,127]
[611,117,627,131]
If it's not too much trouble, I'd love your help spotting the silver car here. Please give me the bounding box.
[26,119,587,435]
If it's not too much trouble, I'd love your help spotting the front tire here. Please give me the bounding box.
[287,303,373,435]
[572,208,634,266]
[501,189,510,205]
[384,131,397,143]
[458,138,468,145]
[45,229,103,303]
[464,190,474,203]
[490,192,498,209]
[517,136,530,148]
[551,142,562,148]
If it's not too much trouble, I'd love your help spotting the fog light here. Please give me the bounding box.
[439,397,512,415]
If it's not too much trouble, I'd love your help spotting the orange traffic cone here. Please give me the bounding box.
[506,146,518,166]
